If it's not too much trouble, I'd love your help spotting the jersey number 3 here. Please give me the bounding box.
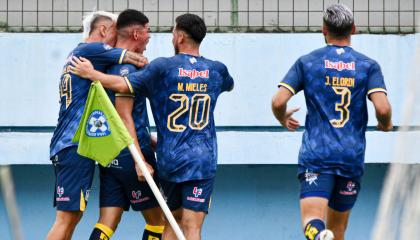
[167,93,211,132]
[330,87,351,128]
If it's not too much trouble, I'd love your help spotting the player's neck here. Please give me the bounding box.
[115,39,138,53]
[178,45,200,57]
[85,35,103,43]
[327,37,351,47]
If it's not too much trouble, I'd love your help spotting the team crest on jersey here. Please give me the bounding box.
[119,67,130,76]
[86,110,111,137]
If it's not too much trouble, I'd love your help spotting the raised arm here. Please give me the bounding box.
[115,95,154,180]
[369,92,393,131]
[70,56,132,93]
[272,87,300,131]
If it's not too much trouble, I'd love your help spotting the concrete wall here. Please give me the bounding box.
[0,164,388,240]
[0,33,419,164]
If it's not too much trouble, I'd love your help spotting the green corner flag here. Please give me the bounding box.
[72,81,133,167]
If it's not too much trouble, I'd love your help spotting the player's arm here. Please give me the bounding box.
[70,56,132,94]
[369,92,393,131]
[115,95,154,180]
[122,51,148,68]
[367,61,392,131]
[150,134,157,152]
[272,87,300,131]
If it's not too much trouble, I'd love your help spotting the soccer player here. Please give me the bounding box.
[272,4,392,240]
[70,13,234,240]
[47,11,148,240]
[88,9,164,240]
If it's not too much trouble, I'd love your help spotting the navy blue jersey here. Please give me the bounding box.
[126,54,234,182]
[107,64,153,154]
[50,42,127,158]
[279,45,387,178]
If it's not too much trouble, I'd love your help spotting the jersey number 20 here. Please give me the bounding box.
[330,87,351,128]
[167,93,211,132]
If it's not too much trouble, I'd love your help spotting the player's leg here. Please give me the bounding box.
[299,171,335,240]
[327,176,361,240]
[180,208,206,240]
[162,208,183,240]
[47,147,95,240]
[160,179,183,240]
[141,207,165,240]
[46,210,83,240]
[89,164,129,240]
[89,207,124,240]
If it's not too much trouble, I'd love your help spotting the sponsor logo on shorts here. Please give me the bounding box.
[324,60,355,71]
[178,68,209,79]
[304,170,318,186]
[187,187,205,203]
[56,186,70,202]
[86,110,111,137]
[130,190,150,204]
[339,181,357,195]
[107,159,122,169]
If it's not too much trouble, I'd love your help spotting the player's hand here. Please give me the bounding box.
[69,56,95,79]
[125,51,149,68]
[377,121,393,132]
[280,107,300,131]
[135,161,154,182]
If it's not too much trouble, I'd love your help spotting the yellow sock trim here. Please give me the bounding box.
[145,224,164,234]
[95,223,114,238]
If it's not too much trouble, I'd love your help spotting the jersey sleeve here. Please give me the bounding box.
[125,59,162,97]
[278,58,304,95]
[220,63,234,92]
[85,43,127,65]
[108,64,137,98]
[367,61,387,96]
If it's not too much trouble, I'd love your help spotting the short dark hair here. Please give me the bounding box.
[175,13,206,44]
[323,4,354,38]
[116,9,149,30]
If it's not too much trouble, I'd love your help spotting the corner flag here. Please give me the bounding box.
[72,81,133,167]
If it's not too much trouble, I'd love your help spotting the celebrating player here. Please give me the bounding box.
[70,13,234,240]
[88,9,165,240]
[272,4,392,240]
[47,11,148,240]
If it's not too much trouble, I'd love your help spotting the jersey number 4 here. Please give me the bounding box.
[330,87,351,128]
[60,73,72,108]
[167,93,211,132]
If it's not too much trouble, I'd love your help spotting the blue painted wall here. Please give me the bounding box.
[0,164,387,240]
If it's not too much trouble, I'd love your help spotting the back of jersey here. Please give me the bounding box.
[50,42,126,158]
[127,54,234,182]
[280,45,386,177]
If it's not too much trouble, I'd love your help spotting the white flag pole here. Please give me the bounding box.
[127,143,186,240]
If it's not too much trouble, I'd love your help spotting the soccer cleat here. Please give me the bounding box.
[318,229,334,240]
